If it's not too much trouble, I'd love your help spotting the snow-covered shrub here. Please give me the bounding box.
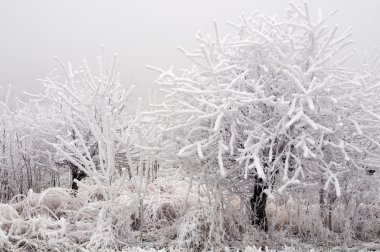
[0,203,19,222]
[176,203,244,251]
[76,180,109,202]
[11,188,80,221]
[142,199,183,231]
[265,174,380,246]
[0,214,71,251]
[0,203,21,241]
[0,227,10,250]
[0,181,144,250]
[176,207,215,250]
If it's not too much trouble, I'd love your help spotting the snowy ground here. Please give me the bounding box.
[0,166,379,251]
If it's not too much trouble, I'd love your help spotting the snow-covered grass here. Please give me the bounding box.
[0,173,379,251]
[0,175,195,251]
[122,246,377,252]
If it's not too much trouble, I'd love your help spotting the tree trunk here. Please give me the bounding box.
[250,178,268,231]
[70,164,87,193]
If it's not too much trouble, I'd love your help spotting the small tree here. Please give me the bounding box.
[22,52,136,195]
[22,52,139,248]
[150,3,380,231]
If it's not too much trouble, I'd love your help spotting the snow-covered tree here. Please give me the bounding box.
[0,86,17,201]
[0,85,57,201]
[150,3,380,230]
[17,52,141,248]
[19,52,137,196]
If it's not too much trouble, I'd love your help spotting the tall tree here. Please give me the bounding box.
[150,3,380,230]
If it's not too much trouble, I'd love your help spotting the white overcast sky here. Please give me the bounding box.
[0,0,380,104]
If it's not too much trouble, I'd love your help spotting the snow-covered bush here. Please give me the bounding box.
[0,195,73,251]
[176,204,244,251]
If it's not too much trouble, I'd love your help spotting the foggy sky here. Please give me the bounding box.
[1,0,379,105]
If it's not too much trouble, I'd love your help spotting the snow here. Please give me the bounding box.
[0,2,380,251]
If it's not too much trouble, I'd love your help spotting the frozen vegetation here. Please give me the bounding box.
[0,3,379,251]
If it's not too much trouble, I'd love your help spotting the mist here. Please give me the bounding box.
[1,0,379,103]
